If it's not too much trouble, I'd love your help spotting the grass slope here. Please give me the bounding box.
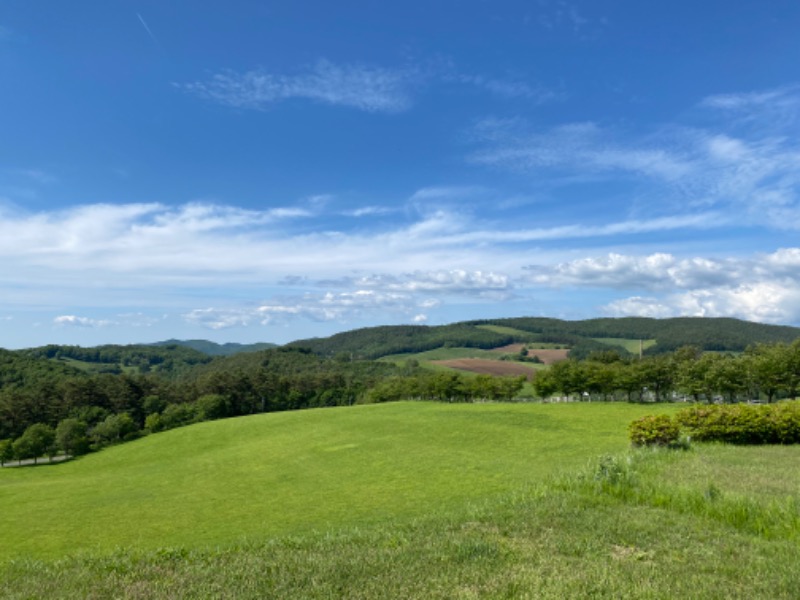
[4,442,799,599]
[0,402,674,561]
[593,337,657,354]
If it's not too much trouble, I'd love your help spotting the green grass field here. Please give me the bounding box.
[56,356,137,375]
[592,337,657,353]
[3,401,799,599]
[475,324,539,339]
[0,402,669,560]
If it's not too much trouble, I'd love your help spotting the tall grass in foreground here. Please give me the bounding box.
[3,444,799,599]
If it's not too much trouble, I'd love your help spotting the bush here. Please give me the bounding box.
[676,401,800,444]
[628,414,680,447]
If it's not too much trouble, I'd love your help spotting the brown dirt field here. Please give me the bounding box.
[488,346,570,365]
[431,359,537,380]
[490,344,526,354]
[525,349,569,365]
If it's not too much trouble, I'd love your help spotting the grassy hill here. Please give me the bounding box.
[2,402,799,598]
[0,402,672,560]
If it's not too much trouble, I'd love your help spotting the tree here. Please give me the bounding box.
[705,354,747,403]
[12,423,56,464]
[142,394,167,416]
[196,394,229,420]
[674,349,712,402]
[0,438,14,466]
[746,343,791,402]
[611,362,644,403]
[91,413,139,447]
[55,418,90,457]
[159,402,198,431]
[637,355,674,402]
[532,368,558,400]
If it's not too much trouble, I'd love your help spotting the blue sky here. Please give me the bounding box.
[2,0,800,348]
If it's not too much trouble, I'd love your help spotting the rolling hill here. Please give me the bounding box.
[286,316,800,359]
[0,401,668,560]
[3,401,799,598]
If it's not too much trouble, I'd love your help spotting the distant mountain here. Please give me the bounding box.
[149,339,277,356]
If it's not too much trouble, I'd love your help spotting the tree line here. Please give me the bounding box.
[533,342,800,403]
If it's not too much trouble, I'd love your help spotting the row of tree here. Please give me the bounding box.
[533,342,800,403]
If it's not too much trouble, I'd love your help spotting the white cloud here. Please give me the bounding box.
[0,200,730,303]
[527,252,742,290]
[604,283,800,325]
[180,60,419,113]
[343,206,394,218]
[182,308,253,330]
[54,315,115,328]
[522,248,800,325]
[354,270,512,297]
[5,193,800,331]
[184,289,427,330]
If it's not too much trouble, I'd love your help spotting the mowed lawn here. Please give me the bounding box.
[0,402,675,560]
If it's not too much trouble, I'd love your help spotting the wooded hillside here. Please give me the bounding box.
[287,317,800,359]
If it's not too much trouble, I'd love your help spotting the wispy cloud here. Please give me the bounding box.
[0,201,727,287]
[180,58,560,114]
[136,13,159,46]
[532,0,604,38]
[342,206,394,218]
[180,60,421,113]
[183,289,430,330]
[469,86,800,228]
[54,315,115,328]
[471,119,693,180]
[2,168,57,184]
[700,85,800,113]
[52,313,164,330]
[448,73,562,103]
[329,270,513,300]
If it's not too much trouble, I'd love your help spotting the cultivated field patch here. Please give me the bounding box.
[489,345,570,364]
[431,358,538,379]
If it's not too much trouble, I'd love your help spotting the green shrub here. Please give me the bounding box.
[628,414,680,447]
[676,401,800,444]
